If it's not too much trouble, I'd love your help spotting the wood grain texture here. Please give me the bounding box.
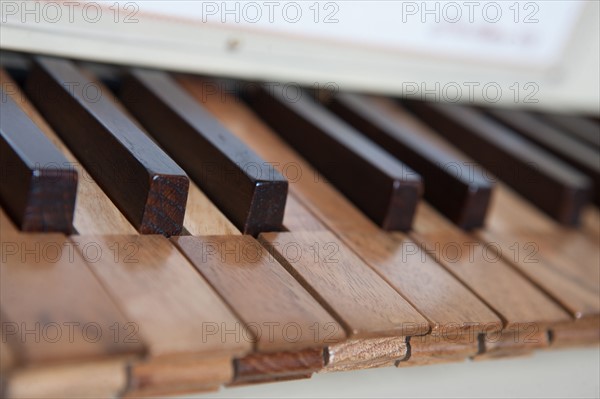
[400,334,479,366]
[70,235,250,359]
[173,235,345,353]
[0,88,77,233]
[241,84,422,231]
[26,57,189,235]
[325,94,493,230]
[232,348,323,385]
[550,317,600,348]
[322,337,407,372]
[480,184,600,320]
[283,194,329,232]
[121,70,287,235]
[185,80,502,340]
[488,108,600,205]
[4,358,128,399]
[412,203,571,330]
[183,182,240,236]
[125,355,232,398]
[537,112,600,149]
[405,102,591,225]
[0,233,145,365]
[0,69,137,235]
[259,231,430,338]
[344,230,503,337]
[477,328,549,359]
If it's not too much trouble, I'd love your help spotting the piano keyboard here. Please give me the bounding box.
[0,52,598,398]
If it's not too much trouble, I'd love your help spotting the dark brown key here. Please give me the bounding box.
[536,113,600,149]
[324,94,493,230]
[25,56,189,236]
[0,90,77,233]
[488,108,600,206]
[243,85,422,231]
[120,70,288,235]
[405,101,591,226]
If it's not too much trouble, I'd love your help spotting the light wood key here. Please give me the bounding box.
[25,57,189,235]
[70,235,251,396]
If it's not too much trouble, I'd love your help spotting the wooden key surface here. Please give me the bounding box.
[173,235,346,353]
[412,203,571,330]
[0,69,137,235]
[405,102,591,226]
[242,84,422,231]
[70,235,250,396]
[1,87,77,233]
[25,57,189,235]
[325,94,493,230]
[260,231,430,338]
[121,70,287,236]
[185,79,502,341]
[0,232,145,366]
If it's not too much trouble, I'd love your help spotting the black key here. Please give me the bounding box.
[25,56,189,236]
[405,101,591,226]
[324,93,493,230]
[1,89,77,233]
[537,113,600,149]
[243,85,422,231]
[488,108,600,206]
[120,69,288,236]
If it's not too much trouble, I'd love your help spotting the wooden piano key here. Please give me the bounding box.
[180,77,504,366]
[70,235,251,396]
[480,185,600,320]
[5,359,130,399]
[242,84,422,231]
[173,235,345,353]
[0,231,144,398]
[283,194,330,232]
[488,108,600,205]
[231,348,323,385]
[120,69,287,236]
[173,235,345,384]
[478,328,549,360]
[1,89,77,233]
[324,94,493,230]
[321,337,408,372]
[183,182,240,236]
[405,102,591,225]
[582,207,600,243]
[412,204,571,330]
[25,57,189,235]
[536,113,600,149]
[260,231,430,338]
[399,334,479,367]
[550,317,600,348]
[0,69,137,235]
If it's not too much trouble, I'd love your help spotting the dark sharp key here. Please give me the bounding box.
[120,70,288,236]
[536,113,600,149]
[0,90,77,233]
[405,101,591,226]
[488,108,600,206]
[325,94,493,230]
[25,56,188,236]
[243,85,422,231]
